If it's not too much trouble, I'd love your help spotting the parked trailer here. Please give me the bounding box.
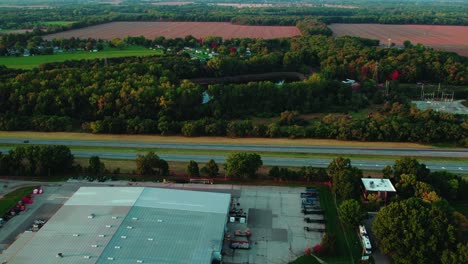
[303,197,318,202]
[230,240,250,249]
[304,226,325,232]
[304,217,326,223]
[235,229,251,237]
[300,192,319,198]
[302,200,315,206]
[302,209,324,215]
[302,204,321,209]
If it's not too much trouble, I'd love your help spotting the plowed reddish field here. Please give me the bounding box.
[43,21,301,40]
[329,24,468,56]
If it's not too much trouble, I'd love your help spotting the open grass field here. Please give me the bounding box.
[0,186,37,215]
[0,131,434,149]
[43,21,301,40]
[0,46,163,69]
[328,24,468,56]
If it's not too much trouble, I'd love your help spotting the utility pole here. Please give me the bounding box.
[373,62,378,81]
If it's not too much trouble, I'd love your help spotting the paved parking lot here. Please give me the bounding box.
[0,183,78,251]
[222,186,323,264]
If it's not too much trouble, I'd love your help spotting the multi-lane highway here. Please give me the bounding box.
[0,138,466,173]
[66,151,467,173]
[0,138,467,158]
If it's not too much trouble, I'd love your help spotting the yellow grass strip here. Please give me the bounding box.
[0,131,434,149]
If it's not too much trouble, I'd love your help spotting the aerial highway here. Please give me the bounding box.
[0,138,466,158]
[56,151,468,173]
[0,147,466,173]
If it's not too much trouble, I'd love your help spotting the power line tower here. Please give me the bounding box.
[372,62,379,81]
[441,91,454,102]
[421,84,435,101]
[385,80,389,97]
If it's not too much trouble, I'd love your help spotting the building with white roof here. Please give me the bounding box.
[361,178,396,204]
[1,187,231,264]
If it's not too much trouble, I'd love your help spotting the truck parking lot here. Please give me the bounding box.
[0,180,325,264]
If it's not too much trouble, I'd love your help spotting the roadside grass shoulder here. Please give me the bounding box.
[319,186,362,264]
[0,131,435,149]
[291,186,362,264]
[0,186,37,215]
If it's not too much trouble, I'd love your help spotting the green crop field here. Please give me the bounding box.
[0,46,163,69]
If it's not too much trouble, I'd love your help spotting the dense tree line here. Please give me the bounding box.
[136,151,169,176]
[0,35,466,144]
[268,166,328,182]
[0,145,74,177]
[289,35,468,84]
[0,0,466,33]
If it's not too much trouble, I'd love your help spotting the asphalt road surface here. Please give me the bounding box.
[0,138,467,158]
[1,147,464,173]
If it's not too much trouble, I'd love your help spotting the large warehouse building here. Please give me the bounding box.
[1,187,231,264]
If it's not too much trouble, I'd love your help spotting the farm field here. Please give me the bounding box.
[329,23,468,56]
[0,46,163,69]
[43,21,301,40]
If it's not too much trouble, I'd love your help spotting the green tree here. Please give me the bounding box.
[136,152,169,176]
[88,156,106,181]
[441,243,468,264]
[268,166,281,179]
[338,199,365,228]
[110,38,125,49]
[332,167,362,200]
[186,160,200,177]
[225,153,262,179]
[88,156,105,175]
[200,159,219,178]
[327,157,351,177]
[393,157,430,183]
[382,165,393,178]
[373,198,457,264]
[396,173,440,202]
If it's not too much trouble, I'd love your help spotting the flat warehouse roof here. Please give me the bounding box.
[1,187,231,264]
[361,178,396,192]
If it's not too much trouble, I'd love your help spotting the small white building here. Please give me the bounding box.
[361,178,396,203]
